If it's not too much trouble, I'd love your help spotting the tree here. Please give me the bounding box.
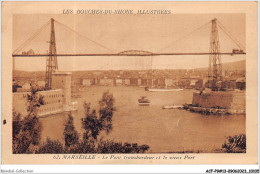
[82,103,101,140]
[63,114,79,147]
[36,138,64,154]
[14,89,150,154]
[96,140,150,153]
[12,86,43,153]
[82,91,115,140]
[79,91,150,153]
[222,134,246,153]
[12,111,42,153]
[12,111,22,141]
[99,91,114,134]
[26,85,44,117]
[66,139,96,153]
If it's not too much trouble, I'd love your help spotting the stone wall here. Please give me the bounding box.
[230,91,246,110]
[13,89,63,117]
[192,91,245,110]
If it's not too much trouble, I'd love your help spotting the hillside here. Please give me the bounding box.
[196,60,245,72]
[222,60,245,71]
[13,60,245,82]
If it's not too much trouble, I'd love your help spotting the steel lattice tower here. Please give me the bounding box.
[208,18,222,91]
[45,18,58,89]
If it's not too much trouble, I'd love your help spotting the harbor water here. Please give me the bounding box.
[40,86,246,153]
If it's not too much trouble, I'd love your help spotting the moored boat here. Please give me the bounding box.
[138,96,150,105]
[146,88,183,92]
[162,105,184,109]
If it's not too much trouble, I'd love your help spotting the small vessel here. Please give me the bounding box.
[72,94,82,98]
[146,88,183,92]
[162,105,184,109]
[138,96,150,105]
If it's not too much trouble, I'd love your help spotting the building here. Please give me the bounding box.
[137,79,141,86]
[94,78,100,85]
[124,79,130,86]
[222,80,236,89]
[190,79,198,87]
[37,90,63,116]
[158,78,165,87]
[152,79,158,87]
[130,78,138,86]
[195,79,203,89]
[141,79,148,86]
[100,78,113,86]
[165,79,173,87]
[22,83,31,90]
[82,79,93,86]
[22,49,35,55]
[37,81,45,87]
[147,79,152,87]
[178,79,190,88]
[115,79,123,86]
[52,72,72,107]
[13,89,63,117]
[13,71,77,117]
[236,77,246,90]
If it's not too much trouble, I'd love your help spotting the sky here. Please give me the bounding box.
[13,14,246,71]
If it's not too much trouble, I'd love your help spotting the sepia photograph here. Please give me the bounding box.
[1,1,258,167]
[11,13,246,154]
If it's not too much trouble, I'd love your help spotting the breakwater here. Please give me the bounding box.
[183,90,246,115]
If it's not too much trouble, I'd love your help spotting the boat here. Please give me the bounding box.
[72,94,82,98]
[162,105,184,109]
[146,88,183,92]
[138,96,150,105]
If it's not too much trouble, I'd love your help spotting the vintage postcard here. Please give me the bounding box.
[1,1,258,164]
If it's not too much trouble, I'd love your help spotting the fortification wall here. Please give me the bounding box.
[13,89,63,117]
[192,91,245,110]
[230,91,246,110]
[192,91,233,109]
[13,92,28,116]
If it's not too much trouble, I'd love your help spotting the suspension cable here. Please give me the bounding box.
[54,20,115,53]
[216,20,245,50]
[13,20,51,54]
[157,21,211,52]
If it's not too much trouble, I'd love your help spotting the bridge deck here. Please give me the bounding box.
[12,52,246,57]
